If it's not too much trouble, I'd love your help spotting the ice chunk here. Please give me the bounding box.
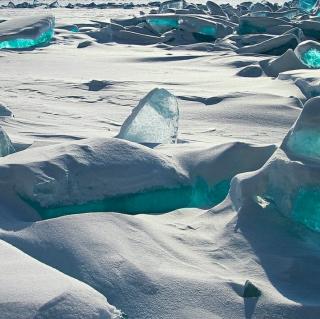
[295,78,320,99]
[118,88,179,144]
[179,16,218,38]
[283,97,320,162]
[0,103,13,117]
[206,1,226,17]
[237,34,298,56]
[34,178,231,219]
[243,280,262,298]
[292,186,320,232]
[0,15,54,49]
[298,20,320,40]
[295,40,320,69]
[0,127,15,157]
[159,0,184,13]
[146,15,179,34]
[238,16,284,35]
[301,49,320,68]
[286,128,320,160]
[298,0,318,11]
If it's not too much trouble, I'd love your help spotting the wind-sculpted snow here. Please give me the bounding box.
[0,240,122,319]
[231,97,320,233]
[0,15,54,49]
[0,138,274,220]
[118,88,179,144]
[2,1,320,317]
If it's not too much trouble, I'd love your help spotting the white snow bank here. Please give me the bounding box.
[0,137,189,209]
[0,240,122,319]
[0,137,275,219]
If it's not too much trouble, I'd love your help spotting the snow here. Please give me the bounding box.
[0,240,122,319]
[0,1,320,318]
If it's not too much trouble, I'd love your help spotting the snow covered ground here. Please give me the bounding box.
[1,2,320,319]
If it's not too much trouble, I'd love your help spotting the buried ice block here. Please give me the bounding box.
[0,15,55,49]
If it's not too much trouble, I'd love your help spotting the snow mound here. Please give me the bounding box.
[0,138,188,211]
[0,240,122,319]
[0,138,274,219]
[261,49,307,77]
[118,88,179,144]
[0,15,55,49]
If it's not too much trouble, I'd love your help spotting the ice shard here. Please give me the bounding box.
[146,15,179,34]
[118,88,179,144]
[0,127,15,157]
[295,40,320,69]
[298,0,318,11]
[159,0,184,13]
[179,16,218,38]
[283,97,320,161]
[0,15,55,49]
